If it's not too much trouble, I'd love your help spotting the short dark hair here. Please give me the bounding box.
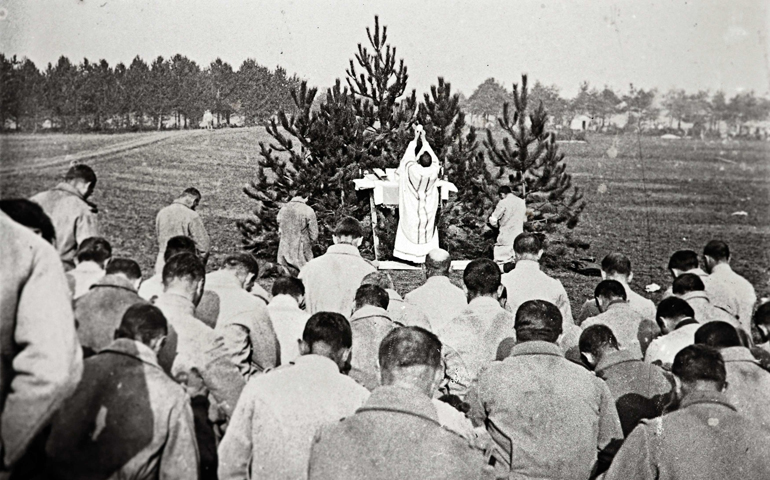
[361,271,395,290]
[334,216,364,239]
[656,297,695,324]
[379,326,442,372]
[463,258,501,295]
[76,237,112,264]
[703,240,729,262]
[105,258,142,280]
[579,325,619,357]
[164,236,197,262]
[354,284,389,310]
[514,233,542,255]
[515,300,563,343]
[672,344,726,389]
[694,322,741,349]
[223,253,259,276]
[65,164,96,185]
[672,273,705,295]
[162,252,205,286]
[303,312,352,352]
[498,185,512,196]
[594,279,627,300]
[418,151,432,167]
[183,187,201,199]
[115,303,167,345]
[668,250,699,271]
[601,253,632,277]
[754,301,770,328]
[271,276,305,298]
[0,199,56,244]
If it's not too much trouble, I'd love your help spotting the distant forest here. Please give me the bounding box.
[1,53,768,135]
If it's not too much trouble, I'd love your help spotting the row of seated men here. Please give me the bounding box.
[2,198,770,480]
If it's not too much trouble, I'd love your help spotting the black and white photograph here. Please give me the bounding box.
[1,1,769,478]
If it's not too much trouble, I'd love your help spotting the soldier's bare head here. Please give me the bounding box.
[424,248,451,278]
[333,216,364,247]
[672,344,727,394]
[379,326,443,397]
[181,187,202,210]
[300,312,353,370]
[65,164,97,199]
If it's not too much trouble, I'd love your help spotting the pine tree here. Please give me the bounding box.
[485,74,586,265]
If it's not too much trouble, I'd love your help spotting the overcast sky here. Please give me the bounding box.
[2,0,768,98]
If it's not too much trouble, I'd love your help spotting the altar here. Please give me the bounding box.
[353,168,458,265]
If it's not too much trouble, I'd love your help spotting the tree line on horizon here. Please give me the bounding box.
[0,53,301,132]
[464,77,770,136]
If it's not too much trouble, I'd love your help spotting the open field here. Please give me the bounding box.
[1,128,769,310]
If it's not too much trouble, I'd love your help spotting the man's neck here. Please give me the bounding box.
[162,286,195,303]
[605,275,629,287]
[516,257,540,265]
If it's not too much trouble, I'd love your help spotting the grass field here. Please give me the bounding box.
[1,128,768,311]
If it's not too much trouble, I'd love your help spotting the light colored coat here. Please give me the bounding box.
[501,259,574,326]
[0,213,83,469]
[277,197,318,274]
[490,193,526,263]
[66,261,105,299]
[46,339,198,480]
[644,320,700,369]
[720,346,770,433]
[582,301,660,359]
[709,264,757,333]
[267,295,310,363]
[154,199,210,273]
[299,244,376,315]
[348,305,402,390]
[577,282,655,325]
[663,268,740,319]
[404,275,467,333]
[30,182,99,266]
[604,391,770,480]
[218,354,369,480]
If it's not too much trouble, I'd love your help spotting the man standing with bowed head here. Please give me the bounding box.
[154,187,211,274]
[299,216,376,315]
[218,312,369,480]
[308,326,488,480]
[393,125,441,264]
[404,248,467,334]
[605,345,770,480]
[467,300,623,480]
[702,240,757,333]
[31,164,99,269]
[277,194,318,276]
[488,184,526,268]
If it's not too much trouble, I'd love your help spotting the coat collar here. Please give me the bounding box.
[720,346,761,365]
[513,259,541,271]
[604,299,630,311]
[206,269,242,289]
[425,275,453,287]
[269,294,301,310]
[291,354,341,375]
[595,349,638,373]
[154,292,196,316]
[91,274,137,293]
[326,243,363,257]
[52,182,97,210]
[508,340,564,359]
[680,291,710,304]
[358,385,440,426]
[710,263,732,275]
[172,197,195,209]
[679,390,737,412]
[351,305,393,322]
[101,339,162,370]
[74,262,104,274]
[674,317,698,330]
[468,296,502,309]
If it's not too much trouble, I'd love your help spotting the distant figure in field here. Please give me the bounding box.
[645,297,699,369]
[393,125,441,264]
[604,345,770,480]
[154,188,210,274]
[308,326,488,480]
[299,217,375,315]
[578,253,655,325]
[31,164,99,269]
[488,184,526,268]
[46,304,198,480]
[581,280,659,359]
[0,212,83,476]
[404,248,467,334]
[702,240,757,333]
[277,194,318,276]
[67,237,112,299]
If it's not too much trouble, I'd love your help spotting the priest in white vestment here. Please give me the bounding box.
[393,126,441,263]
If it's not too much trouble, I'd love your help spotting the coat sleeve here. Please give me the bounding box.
[217,385,256,480]
[189,215,211,258]
[596,380,624,455]
[603,424,656,480]
[556,283,575,325]
[465,374,487,428]
[201,335,246,418]
[307,208,319,242]
[75,209,99,245]
[160,395,200,480]
[2,242,83,467]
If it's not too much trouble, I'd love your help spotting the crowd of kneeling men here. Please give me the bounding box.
[1,166,769,480]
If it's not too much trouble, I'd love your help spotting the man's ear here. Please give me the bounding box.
[627,272,634,283]
[353,237,363,248]
[332,235,340,245]
[133,278,143,290]
[298,339,311,356]
[600,271,607,280]
[537,249,544,260]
